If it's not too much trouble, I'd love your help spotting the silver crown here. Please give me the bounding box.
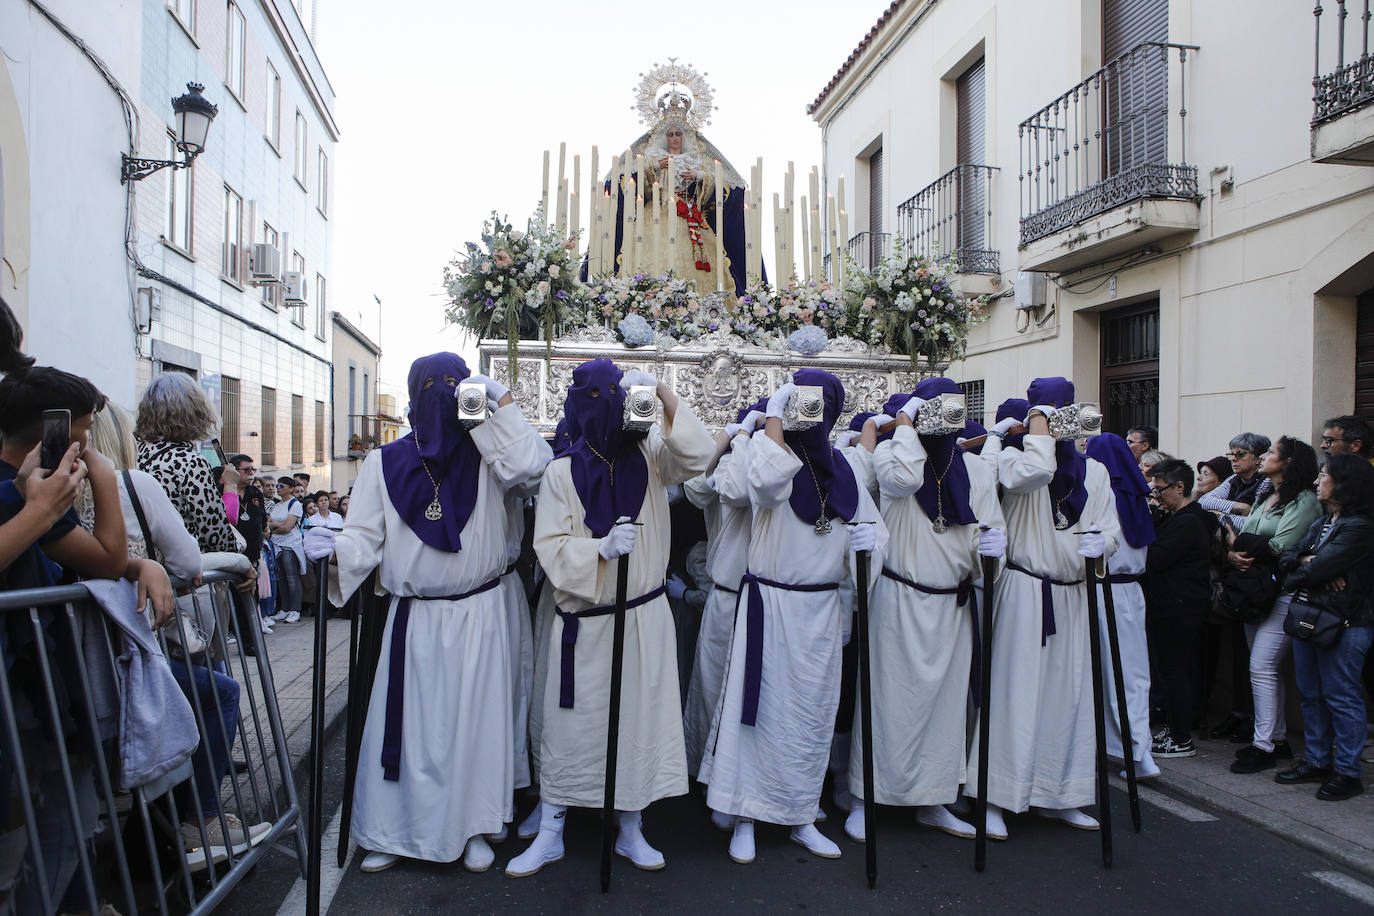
[1045,403,1103,441]
[623,385,658,431]
[915,393,967,435]
[783,385,825,431]
[456,382,488,428]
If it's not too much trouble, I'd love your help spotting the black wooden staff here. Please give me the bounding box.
[600,527,632,893]
[1083,557,1114,868]
[1099,560,1142,832]
[855,546,877,889]
[307,558,330,916]
[339,572,386,866]
[974,552,996,873]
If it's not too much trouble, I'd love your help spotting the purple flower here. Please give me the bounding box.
[709,322,719,331]
[634,273,644,281]
[741,296,753,305]
[484,297,494,307]
[555,290,568,300]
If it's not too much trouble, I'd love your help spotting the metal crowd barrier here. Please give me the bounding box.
[0,569,307,914]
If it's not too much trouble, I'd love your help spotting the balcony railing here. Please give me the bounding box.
[1018,41,1199,246]
[347,414,383,458]
[898,164,999,275]
[1313,2,1374,124]
[846,231,892,271]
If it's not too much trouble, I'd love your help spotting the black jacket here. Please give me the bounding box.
[1278,513,1374,627]
[1144,501,1216,620]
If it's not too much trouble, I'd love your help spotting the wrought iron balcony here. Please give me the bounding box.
[846,231,892,271]
[1018,41,1200,248]
[897,164,999,275]
[1312,2,1374,163]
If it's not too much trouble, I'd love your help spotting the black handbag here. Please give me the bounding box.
[1216,565,1279,624]
[1283,598,1349,648]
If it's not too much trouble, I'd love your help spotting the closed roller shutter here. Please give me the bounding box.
[1356,291,1374,419]
[1102,0,1169,174]
[956,58,987,254]
[868,147,884,265]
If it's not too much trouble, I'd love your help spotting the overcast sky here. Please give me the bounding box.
[315,0,886,411]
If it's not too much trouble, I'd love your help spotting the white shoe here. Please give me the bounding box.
[814,805,827,824]
[271,610,288,622]
[463,835,495,873]
[710,809,736,832]
[360,851,400,873]
[1033,806,1100,831]
[259,619,275,634]
[728,819,755,864]
[284,611,301,624]
[1136,754,1162,779]
[916,805,976,839]
[789,823,841,859]
[505,804,566,877]
[614,810,665,871]
[844,803,866,843]
[517,801,542,840]
[978,802,1009,841]
[486,823,508,844]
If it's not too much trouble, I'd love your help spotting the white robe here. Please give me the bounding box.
[533,406,713,810]
[526,570,557,787]
[966,433,1122,812]
[850,426,1005,806]
[500,449,550,792]
[330,404,548,861]
[1095,541,1153,765]
[701,434,887,825]
[682,435,753,780]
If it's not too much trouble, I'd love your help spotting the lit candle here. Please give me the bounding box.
[714,159,725,291]
[541,150,551,226]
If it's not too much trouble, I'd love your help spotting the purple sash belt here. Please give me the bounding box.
[881,567,984,707]
[555,584,666,709]
[1105,572,1141,585]
[381,576,503,782]
[1005,560,1083,647]
[737,572,840,727]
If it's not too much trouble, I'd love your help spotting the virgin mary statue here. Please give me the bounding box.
[605,61,753,296]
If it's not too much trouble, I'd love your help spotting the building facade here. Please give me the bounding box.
[810,0,1374,460]
[0,0,144,405]
[133,0,337,483]
[330,311,380,493]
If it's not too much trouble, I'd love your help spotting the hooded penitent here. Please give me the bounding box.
[1085,432,1155,548]
[996,398,1029,451]
[561,358,649,537]
[784,369,859,530]
[1025,377,1087,530]
[961,419,988,455]
[380,352,482,551]
[912,377,977,529]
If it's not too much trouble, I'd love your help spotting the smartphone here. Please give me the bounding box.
[199,438,228,468]
[40,409,71,471]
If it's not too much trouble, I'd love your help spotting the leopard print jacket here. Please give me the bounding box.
[136,438,240,554]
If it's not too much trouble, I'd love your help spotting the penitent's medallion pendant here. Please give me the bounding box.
[932,515,948,534]
[815,516,833,536]
[1055,510,1070,530]
[425,498,444,521]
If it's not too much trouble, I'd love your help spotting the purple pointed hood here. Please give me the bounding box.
[785,369,859,527]
[1026,377,1087,530]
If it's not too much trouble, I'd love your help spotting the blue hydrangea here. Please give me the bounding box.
[786,325,829,356]
[617,313,655,347]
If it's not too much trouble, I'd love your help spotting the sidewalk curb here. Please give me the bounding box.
[1153,768,1374,880]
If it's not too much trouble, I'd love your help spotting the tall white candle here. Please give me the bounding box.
[800,195,812,282]
[828,194,840,283]
[629,178,640,275]
[555,177,568,241]
[541,150,551,226]
[714,159,725,291]
[571,154,581,242]
[618,154,631,275]
[838,208,849,289]
[666,155,677,268]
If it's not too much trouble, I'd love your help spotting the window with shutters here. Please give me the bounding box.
[222,186,243,283]
[1355,290,1374,420]
[261,387,277,466]
[956,58,988,254]
[1102,0,1169,175]
[291,395,304,465]
[226,4,246,103]
[221,377,240,451]
[314,400,326,463]
[958,379,986,428]
[868,146,884,266]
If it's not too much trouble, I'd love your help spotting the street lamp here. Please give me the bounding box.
[120,82,219,184]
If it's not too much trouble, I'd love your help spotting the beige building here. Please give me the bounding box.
[810,0,1374,460]
[330,310,381,493]
[376,392,405,446]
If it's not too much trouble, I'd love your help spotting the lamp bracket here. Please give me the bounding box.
[121,151,197,184]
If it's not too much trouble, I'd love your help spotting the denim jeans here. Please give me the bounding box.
[168,658,241,817]
[1292,624,1374,778]
[1246,595,1292,751]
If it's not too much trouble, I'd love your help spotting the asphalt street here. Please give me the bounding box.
[216,723,1374,915]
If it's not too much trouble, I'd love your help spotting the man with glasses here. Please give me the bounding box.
[1125,426,1157,461]
[230,454,271,633]
[1320,416,1372,463]
[1142,460,1215,758]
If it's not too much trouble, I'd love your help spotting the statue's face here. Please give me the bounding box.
[666,127,684,154]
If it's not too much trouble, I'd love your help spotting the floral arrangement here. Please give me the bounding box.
[442,208,582,380]
[579,272,706,343]
[844,239,987,370]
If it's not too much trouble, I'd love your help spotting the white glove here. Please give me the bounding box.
[848,523,877,552]
[898,395,927,421]
[740,410,766,433]
[1078,529,1106,558]
[977,526,1006,559]
[598,522,637,559]
[665,574,689,600]
[869,413,894,430]
[304,526,337,561]
[468,373,510,402]
[724,423,743,439]
[1028,404,1058,421]
[766,383,796,420]
[834,430,860,449]
[621,369,657,389]
[992,416,1022,437]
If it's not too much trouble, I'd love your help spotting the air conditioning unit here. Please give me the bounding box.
[250,244,281,283]
[283,271,306,305]
[1014,271,1048,311]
